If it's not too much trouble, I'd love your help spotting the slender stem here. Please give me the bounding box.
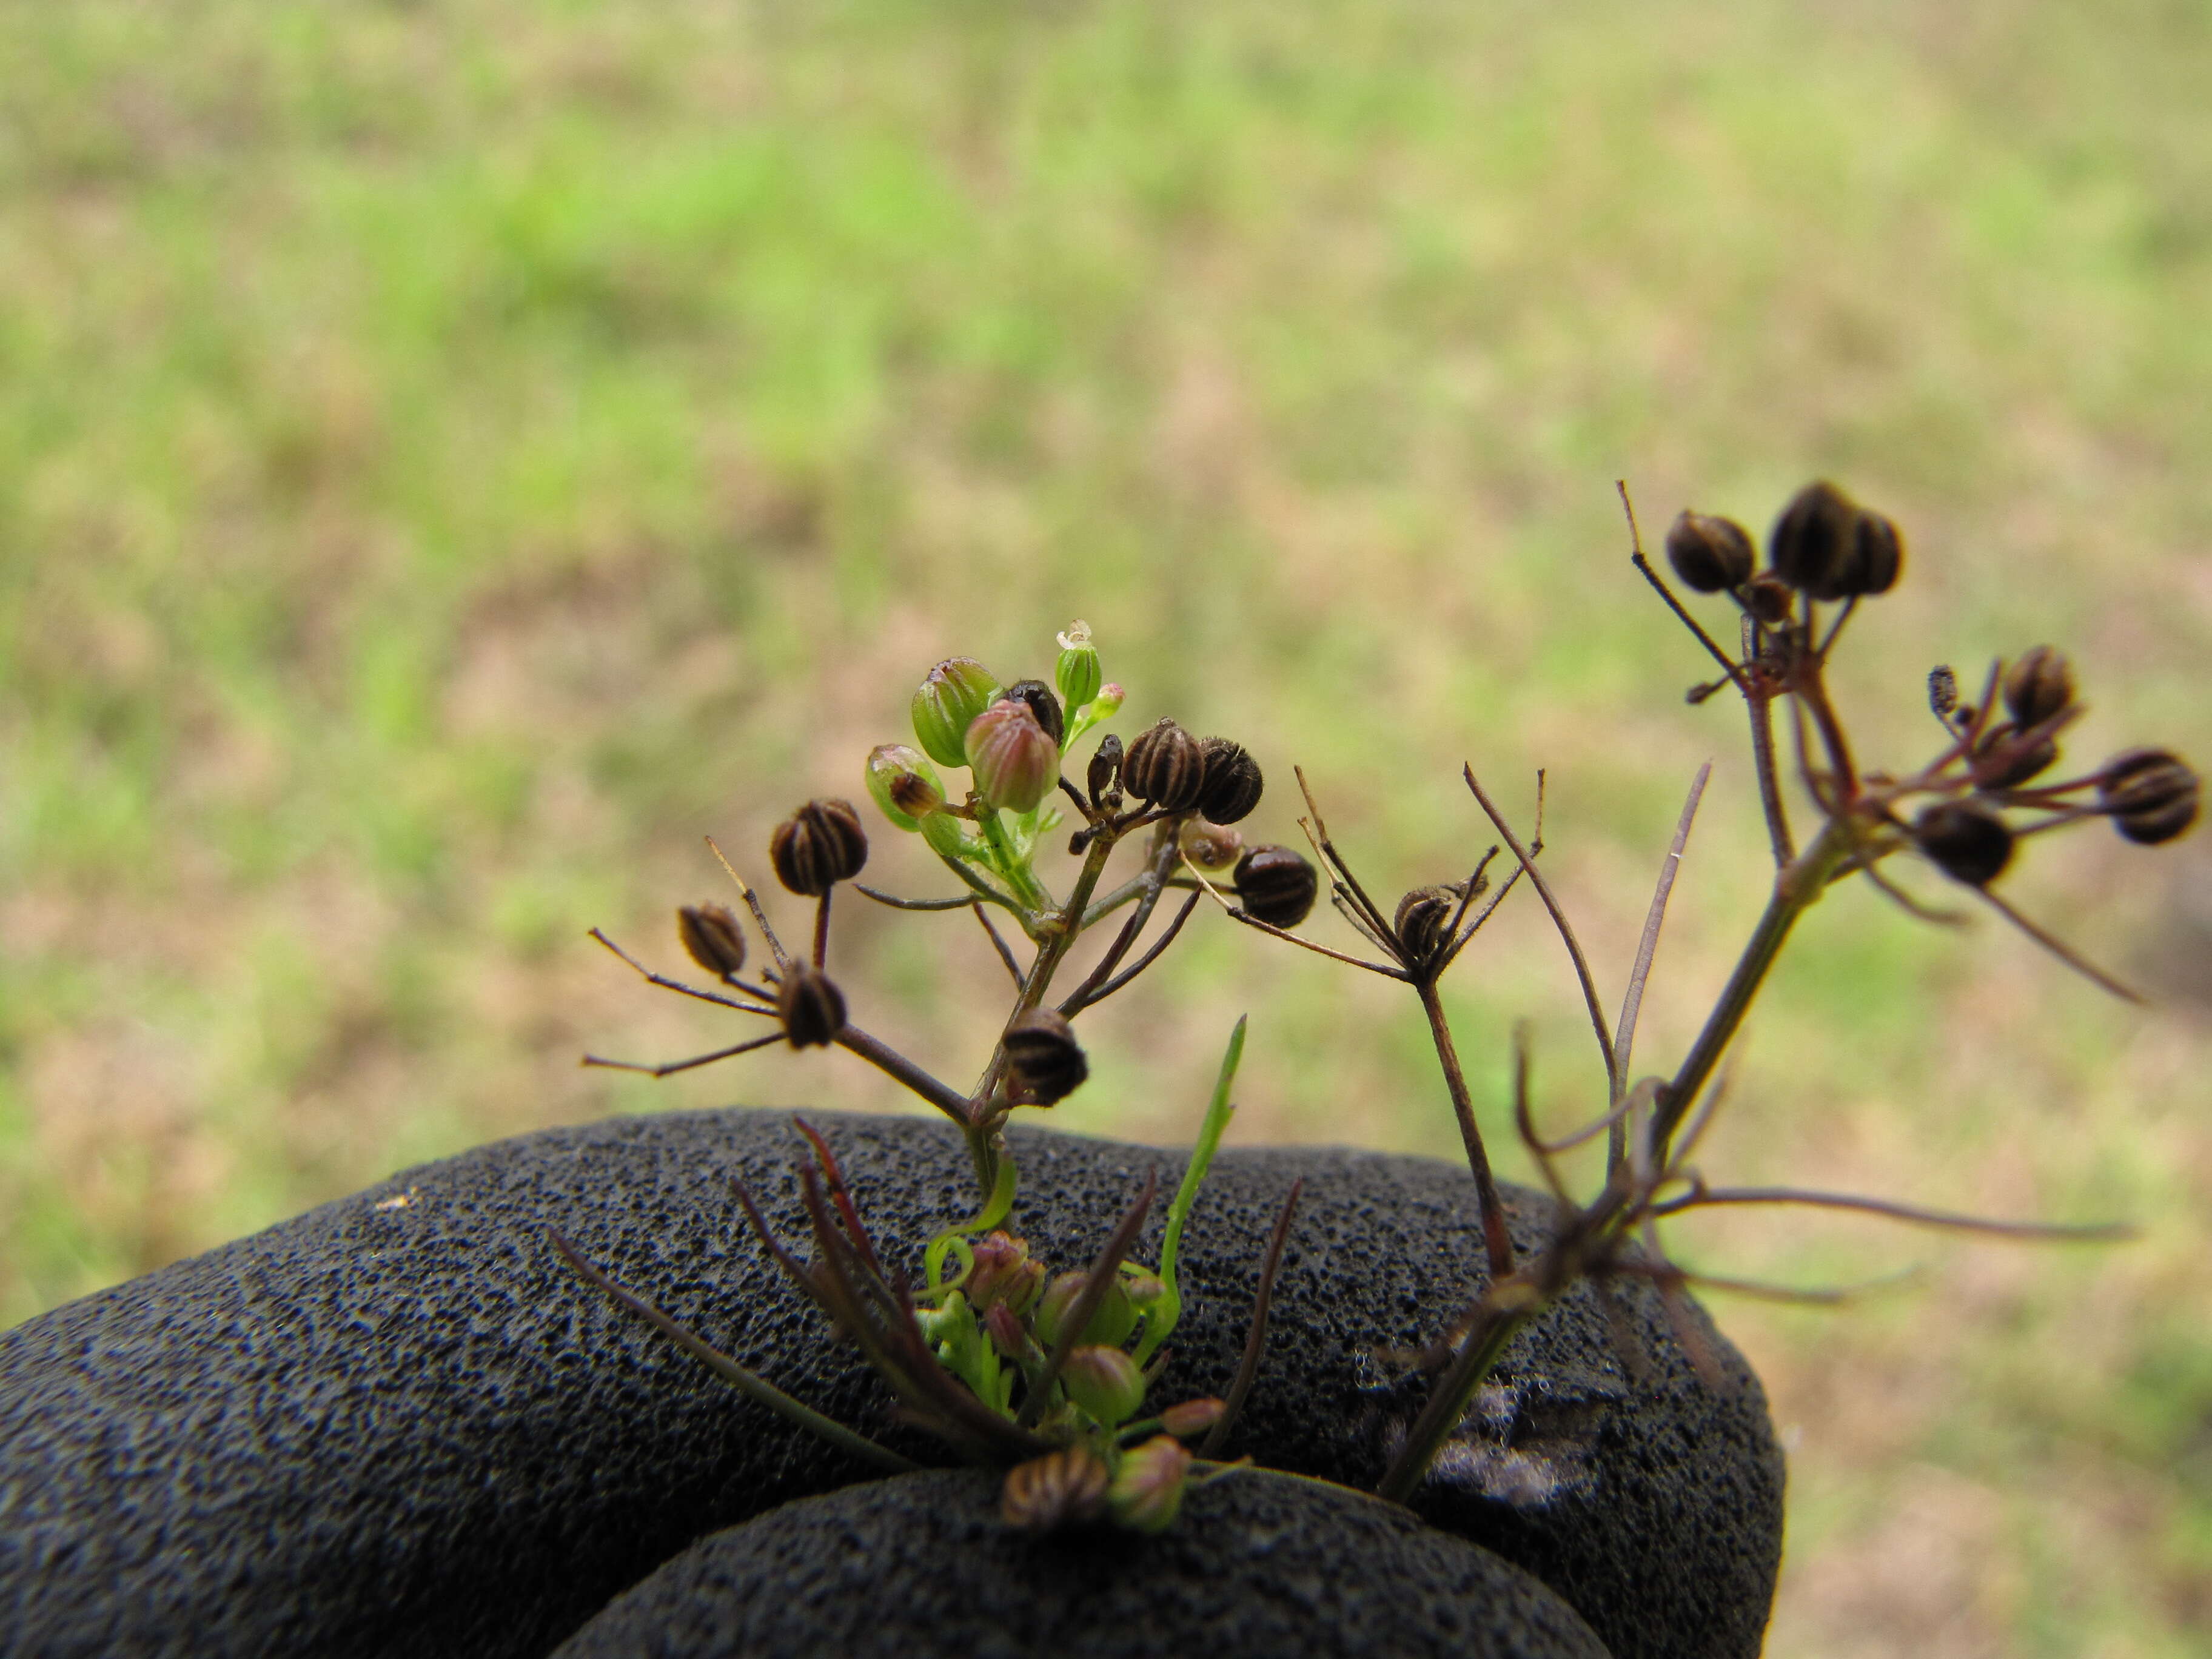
[1079,873,1151,929]
[977,805,1054,913]
[812,890,832,968]
[971,902,1023,985]
[1418,979,1515,1282]
[1071,890,1202,1013]
[1743,621,1795,868]
[1185,858,1408,978]
[1657,1185,2133,1240]
[1631,554,1749,692]
[1971,884,2143,1004]
[853,885,977,912]
[1375,1293,1534,1504]
[1794,657,1861,802]
[581,1031,786,1076]
[588,929,768,1016]
[1463,767,1618,1099]
[931,847,1027,920]
[832,1024,972,1125]
[1610,762,1710,1175]
[705,837,792,970]
[1060,826,1182,1014]
[1201,1178,1304,1458]
[962,822,1133,1189]
[1292,765,1401,945]
[1652,814,1855,1155]
[549,1231,919,1475]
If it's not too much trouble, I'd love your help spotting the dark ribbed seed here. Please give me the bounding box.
[1664,509,1755,592]
[1005,679,1065,749]
[1001,1446,1110,1532]
[1087,732,1124,807]
[1195,737,1264,824]
[1741,571,1795,626]
[2002,646,2074,730]
[1002,1008,1088,1105]
[2098,748,2200,846]
[769,799,870,896]
[1123,718,1206,811]
[1769,481,1860,600]
[776,962,847,1048]
[676,903,748,981]
[1912,801,2015,886]
[1393,885,1459,969]
[1848,508,1904,595]
[1233,844,1319,928]
[1970,724,2059,789]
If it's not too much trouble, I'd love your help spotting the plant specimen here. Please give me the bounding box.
[560,484,2199,1532]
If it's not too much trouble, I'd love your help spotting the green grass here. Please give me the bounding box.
[4,2,2210,1651]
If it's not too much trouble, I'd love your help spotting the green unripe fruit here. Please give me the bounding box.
[1061,1345,1147,1427]
[911,657,1003,768]
[864,743,944,832]
[1034,1270,1136,1350]
[919,808,984,863]
[1107,1435,1192,1533]
[1056,621,1102,712]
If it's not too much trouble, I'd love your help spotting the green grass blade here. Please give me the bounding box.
[1134,1014,1245,1365]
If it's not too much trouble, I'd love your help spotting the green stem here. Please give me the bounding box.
[959,825,1125,1198]
[1134,1015,1244,1365]
[1652,814,1855,1155]
[979,806,1054,913]
[1080,873,1151,929]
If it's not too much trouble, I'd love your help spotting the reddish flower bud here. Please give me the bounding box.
[769,799,868,896]
[1159,1397,1225,1438]
[983,1300,1030,1361]
[965,699,1059,814]
[1107,1435,1192,1533]
[966,1231,1045,1316]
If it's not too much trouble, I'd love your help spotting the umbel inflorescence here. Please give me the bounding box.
[562,481,2199,1530]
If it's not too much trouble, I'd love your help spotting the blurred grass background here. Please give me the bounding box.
[4,0,2210,1651]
